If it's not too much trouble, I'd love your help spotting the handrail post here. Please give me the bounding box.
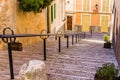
[84,32,86,38]
[78,34,79,41]
[40,29,49,60]
[58,37,61,52]
[57,31,62,52]
[43,39,46,60]
[67,36,69,48]
[72,35,74,45]
[8,43,14,79]
[1,27,16,79]
[79,34,81,40]
[76,34,77,43]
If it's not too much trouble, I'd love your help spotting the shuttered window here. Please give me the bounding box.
[102,0,109,12]
[82,15,90,32]
[83,0,90,11]
[101,16,109,32]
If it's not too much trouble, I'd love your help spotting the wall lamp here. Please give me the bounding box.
[95,4,98,9]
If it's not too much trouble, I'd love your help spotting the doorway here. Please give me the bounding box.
[67,16,72,30]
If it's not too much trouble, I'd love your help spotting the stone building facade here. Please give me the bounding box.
[47,0,66,33]
[65,0,114,33]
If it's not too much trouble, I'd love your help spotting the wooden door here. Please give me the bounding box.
[67,16,72,30]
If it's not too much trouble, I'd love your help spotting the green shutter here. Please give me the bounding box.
[51,5,53,23]
[54,4,56,19]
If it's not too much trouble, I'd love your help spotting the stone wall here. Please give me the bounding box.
[0,0,47,49]
[112,0,120,67]
[0,0,10,49]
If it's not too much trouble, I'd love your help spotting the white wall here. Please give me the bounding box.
[65,0,76,12]
[50,0,66,33]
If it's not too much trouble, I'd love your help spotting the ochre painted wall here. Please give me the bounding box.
[74,0,113,32]
[16,9,46,45]
[75,13,81,25]
[91,14,100,26]
[0,0,47,49]
[76,0,82,10]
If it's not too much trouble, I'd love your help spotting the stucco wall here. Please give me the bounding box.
[16,3,46,45]
[0,0,46,49]
[112,0,120,67]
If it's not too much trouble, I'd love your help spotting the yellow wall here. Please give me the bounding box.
[16,10,46,45]
[74,0,112,32]
[0,0,47,49]
[15,0,46,46]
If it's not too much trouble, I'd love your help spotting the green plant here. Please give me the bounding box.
[95,63,119,80]
[103,34,110,42]
[18,0,53,13]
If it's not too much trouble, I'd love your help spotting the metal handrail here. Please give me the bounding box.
[0,33,83,38]
[0,27,86,79]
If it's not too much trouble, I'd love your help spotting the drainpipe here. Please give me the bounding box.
[47,7,50,33]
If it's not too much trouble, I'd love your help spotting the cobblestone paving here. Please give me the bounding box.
[0,33,119,80]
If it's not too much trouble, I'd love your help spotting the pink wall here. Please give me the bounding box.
[112,0,120,66]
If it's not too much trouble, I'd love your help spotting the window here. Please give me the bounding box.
[83,0,90,11]
[102,0,109,12]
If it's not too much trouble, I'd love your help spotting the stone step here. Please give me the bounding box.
[57,57,116,64]
[46,67,95,78]
[47,73,94,80]
[58,55,116,61]
[47,65,96,73]
[53,59,106,67]
[47,67,96,74]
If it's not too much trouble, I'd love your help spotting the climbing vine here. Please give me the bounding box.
[17,0,53,13]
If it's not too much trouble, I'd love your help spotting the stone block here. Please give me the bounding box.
[19,60,47,80]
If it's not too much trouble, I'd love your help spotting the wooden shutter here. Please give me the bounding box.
[83,0,90,11]
[102,0,109,12]
[101,16,109,32]
[82,15,90,32]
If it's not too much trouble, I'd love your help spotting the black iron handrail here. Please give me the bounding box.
[0,27,86,79]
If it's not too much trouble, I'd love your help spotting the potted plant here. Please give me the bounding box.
[94,63,120,80]
[103,34,111,48]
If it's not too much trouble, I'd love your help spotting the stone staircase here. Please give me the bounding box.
[45,36,118,80]
[0,33,118,80]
